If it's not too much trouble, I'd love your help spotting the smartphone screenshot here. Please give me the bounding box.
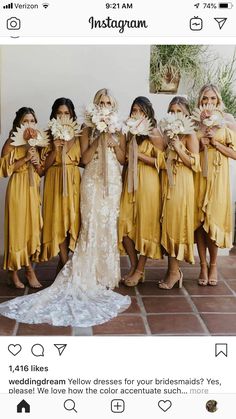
[0,0,235,417]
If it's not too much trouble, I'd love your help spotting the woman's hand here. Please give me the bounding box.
[106,134,119,148]
[25,147,35,161]
[30,149,40,166]
[170,135,181,151]
[53,138,65,150]
[204,126,217,139]
[23,128,37,141]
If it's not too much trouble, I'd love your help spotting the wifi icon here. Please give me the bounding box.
[42,3,49,8]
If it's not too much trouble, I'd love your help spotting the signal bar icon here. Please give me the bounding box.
[3,2,13,8]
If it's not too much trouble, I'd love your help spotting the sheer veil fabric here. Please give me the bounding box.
[0,137,131,327]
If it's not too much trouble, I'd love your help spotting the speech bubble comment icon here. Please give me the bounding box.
[31,344,44,357]
[158,400,172,412]
[8,344,22,356]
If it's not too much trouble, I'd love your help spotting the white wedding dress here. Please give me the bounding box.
[0,138,131,327]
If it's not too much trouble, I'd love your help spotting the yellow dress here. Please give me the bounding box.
[40,139,81,261]
[194,127,236,248]
[119,139,163,259]
[0,146,42,270]
[161,144,200,264]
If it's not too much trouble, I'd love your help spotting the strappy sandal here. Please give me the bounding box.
[208,263,218,286]
[124,269,145,287]
[198,262,208,286]
[158,269,183,289]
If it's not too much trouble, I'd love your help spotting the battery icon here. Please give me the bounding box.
[219,2,233,7]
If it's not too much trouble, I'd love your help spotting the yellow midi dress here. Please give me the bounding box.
[119,139,163,259]
[40,139,81,261]
[0,146,42,270]
[194,127,236,248]
[161,144,200,264]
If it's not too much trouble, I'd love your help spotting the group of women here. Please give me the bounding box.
[0,84,235,327]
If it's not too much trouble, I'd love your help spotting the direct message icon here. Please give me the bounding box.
[8,344,22,356]
[158,400,172,412]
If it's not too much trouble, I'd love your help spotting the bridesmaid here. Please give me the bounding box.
[40,98,81,272]
[195,84,236,286]
[159,97,200,289]
[0,107,43,288]
[119,96,164,286]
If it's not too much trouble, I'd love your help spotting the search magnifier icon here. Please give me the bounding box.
[64,399,77,413]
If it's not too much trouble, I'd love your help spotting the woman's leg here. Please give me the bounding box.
[195,226,208,285]
[205,234,218,285]
[159,256,183,289]
[8,270,25,289]
[58,237,70,266]
[122,236,138,280]
[25,262,42,288]
[124,255,147,286]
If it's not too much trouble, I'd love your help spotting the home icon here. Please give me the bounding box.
[17,399,30,413]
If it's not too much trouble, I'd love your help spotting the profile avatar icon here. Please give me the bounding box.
[206,400,218,413]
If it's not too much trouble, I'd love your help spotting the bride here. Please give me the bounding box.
[0,89,131,327]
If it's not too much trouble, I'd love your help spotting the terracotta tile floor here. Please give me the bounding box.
[0,253,236,336]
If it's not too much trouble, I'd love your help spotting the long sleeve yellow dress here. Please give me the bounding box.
[119,138,163,260]
[194,127,236,248]
[40,139,81,261]
[0,146,42,270]
[161,144,201,264]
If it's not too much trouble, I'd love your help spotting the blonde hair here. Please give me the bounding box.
[93,88,118,111]
[197,83,224,110]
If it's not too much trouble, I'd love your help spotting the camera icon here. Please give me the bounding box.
[7,17,21,30]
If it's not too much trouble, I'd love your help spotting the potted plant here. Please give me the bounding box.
[150,45,207,94]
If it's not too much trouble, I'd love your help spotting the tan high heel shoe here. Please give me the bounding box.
[198,262,208,286]
[25,268,42,289]
[120,264,137,284]
[208,263,218,286]
[7,272,25,289]
[124,269,145,287]
[158,269,183,290]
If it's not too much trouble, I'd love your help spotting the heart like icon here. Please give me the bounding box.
[158,400,172,412]
[8,344,22,356]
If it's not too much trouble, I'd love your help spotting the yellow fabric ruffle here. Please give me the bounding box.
[40,139,81,262]
[119,139,163,259]
[161,143,198,263]
[194,127,233,248]
[2,146,42,270]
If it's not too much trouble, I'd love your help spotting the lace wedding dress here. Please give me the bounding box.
[0,137,131,327]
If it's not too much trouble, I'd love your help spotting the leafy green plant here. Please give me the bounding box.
[150,45,208,93]
[189,49,236,117]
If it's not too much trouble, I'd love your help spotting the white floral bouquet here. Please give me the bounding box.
[191,104,225,129]
[159,112,195,141]
[10,124,49,187]
[84,104,121,134]
[48,115,80,141]
[48,116,81,197]
[122,115,153,136]
[191,104,224,179]
[11,123,49,147]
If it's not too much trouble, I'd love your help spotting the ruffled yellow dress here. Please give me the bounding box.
[161,144,201,264]
[0,146,42,270]
[119,139,163,259]
[40,139,81,261]
[194,127,236,248]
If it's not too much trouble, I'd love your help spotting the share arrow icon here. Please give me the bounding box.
[54,344,67,356]
[214,17,227,29]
